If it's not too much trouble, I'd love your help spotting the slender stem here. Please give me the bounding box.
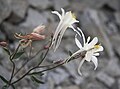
[11,38,53,85]
[11,51,82,85]
[13,39,51,77]
[11,61,64,85]
[9,44,20,83]
[9,60,15,84]
[13,59,29,77]
[10,44,20,59]
[13,48,44,77]
[11,66,38,85]
[11,48,50,85]
[29,62,65,75]
[37,39,52,66]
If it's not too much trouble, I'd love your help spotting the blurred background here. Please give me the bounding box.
[0,0,120,89]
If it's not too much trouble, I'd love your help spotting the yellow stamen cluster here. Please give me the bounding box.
[94,45,100,49]
[71,12,76,19]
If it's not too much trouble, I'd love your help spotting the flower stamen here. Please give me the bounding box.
[71,12,76,19]
[94,44,100,49]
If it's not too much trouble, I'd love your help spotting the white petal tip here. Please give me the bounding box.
[78,71,82,76]
[94,67,97,70]
[76,20,79,22]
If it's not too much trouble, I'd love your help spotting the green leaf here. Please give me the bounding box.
[13,51,24,59]
[3,47,11,55]
[0,75,8,84]
[31,76,44,84]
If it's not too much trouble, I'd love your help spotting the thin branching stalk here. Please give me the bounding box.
[12,39,51,78]
[13,48,44,77]
[11,38,53,85]
[9,44,20,84]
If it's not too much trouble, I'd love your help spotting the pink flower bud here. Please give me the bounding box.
[0,41,8,47]
[33,25,45,34]
[44,45,49,49]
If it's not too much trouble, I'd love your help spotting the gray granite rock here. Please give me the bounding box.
[70,2,87,12]
[7,0,29,23]
[48,68,69,85]
[106,22,118,35]
[62,38,78,52]
[1,22,31,41]
[53,0,69,10]
[0,65,10,88]
[48,49,68,62]
[64,61,84,85]
[86,81,108,89]
[118,78,120,89]
[96,72,115,87]
[78,0,108,9]
[62,85,80,89]
[115,12,120,25]
[28,0,52,10]
[64,28,76,38]
[104,57,120,77]
[38,77,54,89]
[109,33,120,57]
[0,31,6,40]
[106,0,120,11]
[42,11,55,22]
[20,8,48,28]
[0,0,11,24]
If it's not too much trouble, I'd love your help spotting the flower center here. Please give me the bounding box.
[94,45,100,49]
[71,12,76,19]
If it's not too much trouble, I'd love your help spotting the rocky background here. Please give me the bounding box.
[0,0,120,89]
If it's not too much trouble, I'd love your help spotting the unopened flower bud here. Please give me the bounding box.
[33,25,45,34]
[44,45,49,49]
[0,41,8,47]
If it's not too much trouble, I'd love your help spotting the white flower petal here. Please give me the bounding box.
[70,27,81,37]
[91,56,98,70]
[52,8,79,51]
[52,21,64,48]
[85,50,93,62]
[52,11,62,20]
[95,46,104,52]
[87,37,98,49]
[86,36,90,43]
[54,25,68,51]
[75,34,82,49]
[61,8,65,17]
[93,53,100,56]
[78,58,85,75]
[77,27,86,46]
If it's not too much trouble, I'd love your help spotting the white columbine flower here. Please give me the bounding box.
[52,8,79,51]
[67,27,104,75]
